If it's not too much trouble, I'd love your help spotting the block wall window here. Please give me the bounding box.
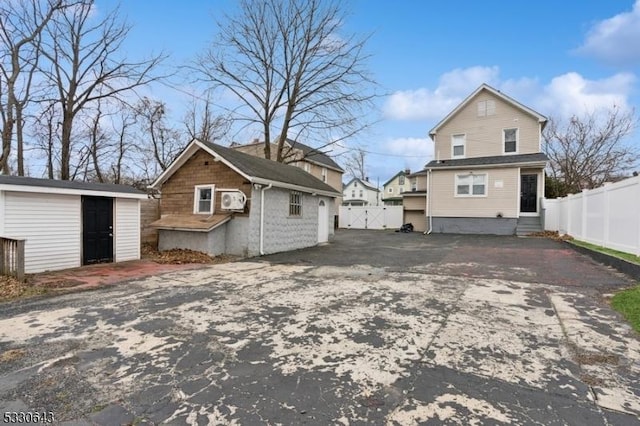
[503,128,518,154]
[194,184,215,214]
[455,174,487,197]
[452,134,466,158]
[289,191,302,216]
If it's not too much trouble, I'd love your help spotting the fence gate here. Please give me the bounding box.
[339,205,403,230]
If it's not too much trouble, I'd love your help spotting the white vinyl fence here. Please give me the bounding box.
[339,205,403,230]
[543,175,640,255]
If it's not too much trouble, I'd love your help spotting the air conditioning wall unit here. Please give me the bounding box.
[220,190,247,210]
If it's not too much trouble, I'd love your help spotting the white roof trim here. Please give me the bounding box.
[427,160,547,171]
[429,84,547,137]
[0,184,147,199]
[251,177,339,197]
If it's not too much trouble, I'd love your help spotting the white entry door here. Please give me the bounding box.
[318,200,328,243]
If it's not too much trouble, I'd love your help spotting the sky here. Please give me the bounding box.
[98,0,640,185]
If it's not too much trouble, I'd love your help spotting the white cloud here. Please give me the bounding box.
[534,72,635,118]
[384,66,499,120]
[384,65,635,122]
[576,0,640,66]
[384,137,433,173]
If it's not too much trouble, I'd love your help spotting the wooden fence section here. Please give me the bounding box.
[0,237,25,281]
[543,175,640,256]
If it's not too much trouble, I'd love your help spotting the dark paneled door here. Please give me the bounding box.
[520,174,538,213]
[82,196,113,265]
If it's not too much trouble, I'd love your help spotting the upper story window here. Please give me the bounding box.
[503,128,518,154]
[455,174,487,197]
[359,189,363,197]
[289,191,302,216]
[477,100,496,117]
[388,187,393,194]
[321,167,327,182]
[194,184,215,214]
[303,163,311,173]
[452,134,466,158]
[398,175,405,185]
[411,178,417,191]
[351,190,355,197]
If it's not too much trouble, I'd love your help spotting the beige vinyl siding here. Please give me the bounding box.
[431,168,519,218]
[433,91,541,160]
[3,192,81,273]
[404,211,426,232]
[403,196,426,211]
[415,175,427,191]
[115,198,140,262]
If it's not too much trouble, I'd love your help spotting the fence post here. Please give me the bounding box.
[603,184,610,248]
[0,240,4,276]
[16,239,25,282]
[581,189,587,241]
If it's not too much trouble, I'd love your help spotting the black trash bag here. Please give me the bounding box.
[396,223,414,233]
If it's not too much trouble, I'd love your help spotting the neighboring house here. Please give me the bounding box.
[149,139,339,257]
[0,175,146,273]
[424,83,548,235]
[382,169,411,206]
[402,171,428,232]
[342,178,380,206]
[232,138,344,213]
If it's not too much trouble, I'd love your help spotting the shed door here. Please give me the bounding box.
[520,174,538,214]
[82,196,113,264]
[318,200,329,243]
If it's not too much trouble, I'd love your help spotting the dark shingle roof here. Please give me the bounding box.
[201,141,340,195]
[426,153,548,169]
[286,139,344,172]
[0,174,145,195]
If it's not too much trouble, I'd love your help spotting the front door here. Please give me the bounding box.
[82,196,114,264]
[520,174,538,214]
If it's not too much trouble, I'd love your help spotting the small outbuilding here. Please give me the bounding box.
[149,139,340,257]
[0,175,147,273]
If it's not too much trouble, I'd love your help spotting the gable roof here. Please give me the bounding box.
[150,139,340,197]
[382,169,410,187]
[284,139,344,172]
[343,177,379,192]
[0,175,147,199]
[425,152,548,170]
[429,84,547,138]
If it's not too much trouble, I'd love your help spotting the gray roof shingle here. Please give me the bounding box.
[202,141,340,195]
[0,174,145,195]
[425,153,548,169]
[286,139,344,172]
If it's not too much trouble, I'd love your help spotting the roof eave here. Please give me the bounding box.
[427,160,547,171]
[251,177,339,197]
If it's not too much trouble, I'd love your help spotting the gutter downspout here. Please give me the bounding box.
[259,183,273,255]
[425,169,433,234]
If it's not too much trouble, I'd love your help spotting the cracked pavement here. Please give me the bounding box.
[0,231,639,424]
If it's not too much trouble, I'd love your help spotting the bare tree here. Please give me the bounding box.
[134,97,183,174]
[0,0,69,175]
[39,0,166,180]
[343,146,367,180]
[195,0,375,162]
[544,106,638,194]
[184,94,229,142]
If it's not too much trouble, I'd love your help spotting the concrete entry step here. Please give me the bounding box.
[516,217,543,236]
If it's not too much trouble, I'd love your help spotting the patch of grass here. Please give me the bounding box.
[0,276,48,302]
[570,240,640,265]
[611,285,640,333]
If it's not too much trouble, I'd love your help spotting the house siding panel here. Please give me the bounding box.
[161,150,252,215]
[404,211,426,232]
[434,91,541,160]
[4,192,81,273]
[431,168,519,218]
[115,198,140,262]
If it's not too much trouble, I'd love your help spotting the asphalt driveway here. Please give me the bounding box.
[0,230,638,424]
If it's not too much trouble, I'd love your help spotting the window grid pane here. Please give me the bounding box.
[453,145,464,156]
[289,191,302,216]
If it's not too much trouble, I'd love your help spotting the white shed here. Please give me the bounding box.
[0,175,147,273]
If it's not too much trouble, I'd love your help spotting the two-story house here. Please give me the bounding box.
[382,169,411,206]
[424,84,548,235]
[232,139,344,216]
[342,177,380,206]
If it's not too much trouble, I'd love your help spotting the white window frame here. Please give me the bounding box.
[451,134,466,159]
[321,167,327,182]
[194,184,215,214]
[454,173,487,197]
[388,187,393,194]
[503,128,519,154]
